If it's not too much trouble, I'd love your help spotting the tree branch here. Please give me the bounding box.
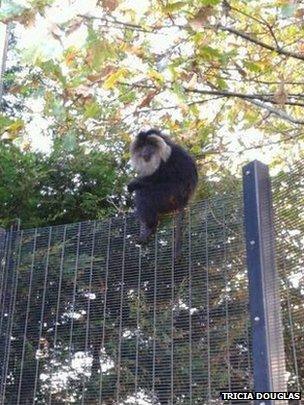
[216,24,304,61]
[246,99,304,125]
[228,3,280,49]
[78,14,154,33]
[136,96,224,113]
[118,81,304,124]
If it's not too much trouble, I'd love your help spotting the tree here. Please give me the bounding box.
[1,0,304,168]
[0,139,129,228]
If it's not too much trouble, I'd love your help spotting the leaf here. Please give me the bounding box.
[86,37,117,71]
[243,60,263,73]
[281,3,296,18]
[138,90,159,108]
[199,0,220,5]
[62,132,76,151]
[273,82,287,105]
[216,77,228,90]
[103,68,129,90]
[84,100,101,118]
[6,119,24,134]
[66,17,83,35]
[64,48,79,66]
[189,6,214,29]
[199,46,222,61]
[87,65,116,83]
[100,0,119,12]
[162,1,186,13]
[171,83,186,100]
[0,115,14,132]
[148,69,165,84]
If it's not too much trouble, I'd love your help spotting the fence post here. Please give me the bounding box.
[243,160,287,404]
[0,228,7,385]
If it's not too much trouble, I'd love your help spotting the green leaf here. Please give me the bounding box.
[62,132,77,151]
[162,1,186,13]
[29,0,54,12]
[243,60,262,73]
[216,77,228,90]
[86,34,117,71]
[199,46,222,61]
[199,0,220,5]
[281,4,296,18]
[84,101,101,118]
[171,83,186,100]
[0,2,25,19]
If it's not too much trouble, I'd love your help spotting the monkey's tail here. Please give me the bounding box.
[174,209,185,263]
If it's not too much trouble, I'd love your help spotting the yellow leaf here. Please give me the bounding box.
[103,68,129,90]
[7,120,24,133]
[148,70,165,84]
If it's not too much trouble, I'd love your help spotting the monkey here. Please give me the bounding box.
[128,129,198,259]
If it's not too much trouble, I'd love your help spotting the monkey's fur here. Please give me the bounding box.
[128,129,198,256]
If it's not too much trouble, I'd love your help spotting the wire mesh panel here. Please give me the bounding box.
[272,162,304,394]
[0,196,252,404]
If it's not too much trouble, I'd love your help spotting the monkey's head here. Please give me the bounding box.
[130,129,172,176]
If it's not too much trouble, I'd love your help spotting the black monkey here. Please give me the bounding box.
[128,129,198,256]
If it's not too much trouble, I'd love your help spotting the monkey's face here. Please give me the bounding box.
[130,133,171,176]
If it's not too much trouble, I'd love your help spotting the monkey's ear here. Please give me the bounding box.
[160,141,171,162]
[149,135,171,162]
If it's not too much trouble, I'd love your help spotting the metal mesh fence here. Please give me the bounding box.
[0,196,252,404]
[272,162,304,395]
[1,162,303,405]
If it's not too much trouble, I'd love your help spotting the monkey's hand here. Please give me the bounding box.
[127,179,141,193]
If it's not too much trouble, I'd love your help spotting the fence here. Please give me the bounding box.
[0,160,302,404]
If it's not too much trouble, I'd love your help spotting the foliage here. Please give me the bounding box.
[0,141,128,228]
[1,0,304,170]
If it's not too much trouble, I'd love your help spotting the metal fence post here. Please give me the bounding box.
[243,160,287,404]
[0,227,8,386]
